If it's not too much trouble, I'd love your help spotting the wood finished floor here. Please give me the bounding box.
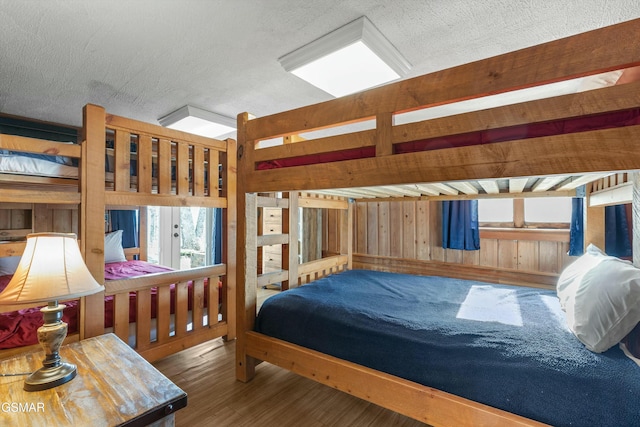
[154,337,429,427]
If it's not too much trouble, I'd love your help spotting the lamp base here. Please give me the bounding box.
[24,302,76,392]
[24,362,77,392]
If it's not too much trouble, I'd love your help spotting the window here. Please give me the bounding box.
[478,197,572,229]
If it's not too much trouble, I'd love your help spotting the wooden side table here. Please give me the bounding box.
[0,333,186,426]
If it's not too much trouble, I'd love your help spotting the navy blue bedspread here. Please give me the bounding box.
[255,270,640,426]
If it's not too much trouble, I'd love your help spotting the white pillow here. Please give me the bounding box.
[567,257,640,353]
[0,256,21,276]
[104,230,127,263]
[557,244,610,310]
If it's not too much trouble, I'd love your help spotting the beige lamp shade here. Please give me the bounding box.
[0,233,104,311]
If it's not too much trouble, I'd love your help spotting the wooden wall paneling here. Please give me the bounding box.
[11,208,26,230]
[389,201,403,258]
[401,202,416,259]
[32,204,48,232]
[462,248,480,266]
[429,201,444,262]
[517,240,539,271]
[415,200,430,260]
[378,202,390,257]
[0,208,9,229]
[497,240,518,270]
[479,238,498,268]
[538,241,559,273]
[355,202,367,254]
[366,203,379,255]
[445,248,463,264]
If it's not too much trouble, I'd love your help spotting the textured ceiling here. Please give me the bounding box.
[1,0,639,136]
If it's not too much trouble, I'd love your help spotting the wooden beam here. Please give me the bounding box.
[243,126,640,193]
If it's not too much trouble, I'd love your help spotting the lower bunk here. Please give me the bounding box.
[245,269,640,427]
[0,257,228,362]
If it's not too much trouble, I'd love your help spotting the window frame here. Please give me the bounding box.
[478,198,571,230]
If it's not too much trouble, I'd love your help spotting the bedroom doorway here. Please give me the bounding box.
[146,206,214,270]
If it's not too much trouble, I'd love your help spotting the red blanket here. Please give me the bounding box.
[0,260,174,350]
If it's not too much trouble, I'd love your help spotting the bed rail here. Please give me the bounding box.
[104,264,228,362]
[237,19,640,194]
[0,134,81,203]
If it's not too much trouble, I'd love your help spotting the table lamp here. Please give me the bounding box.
[0,233,104,391]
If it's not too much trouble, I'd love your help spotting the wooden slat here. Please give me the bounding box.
[392,80,640,146]
[209,276,220,326]
[175,282,189,338]
[243,126,640,193]
[113,129,131,192]
[136,288,152,348]
[257,233,288,247]
[0,134,82,158]
[137,134,153,193]
[193,145,205,197]
[191,279,204,329]
[157,138,172,195]
[105,113,228,151]
[257,270,289,287]
[104,264,227,295]
[298,194,349,210]
[376,112,392,156]
[157,285,171,344]
[209,149,220,198]
[245,332,548,427]
[176,142,190,196]
[253,130,376,162]
[0,241,25,257]
[105,192,227,208]
[112,292,130,344]
[0,188,80,204]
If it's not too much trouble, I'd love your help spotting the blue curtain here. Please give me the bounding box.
[110,210,139,249]
[211,208,223,264]
[605,205,631,258]
[568,197,584,256]
[442,200,480,250]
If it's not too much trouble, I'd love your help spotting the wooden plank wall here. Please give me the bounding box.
[324,200,576,277]
[0,204,77,241]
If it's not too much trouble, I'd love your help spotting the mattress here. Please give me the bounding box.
[255,269,640,427]
[0,154,78,178]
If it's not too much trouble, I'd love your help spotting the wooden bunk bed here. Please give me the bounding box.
[0,104,236,362]
[236,19,640,427]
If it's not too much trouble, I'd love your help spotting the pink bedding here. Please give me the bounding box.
[0,260,173,350]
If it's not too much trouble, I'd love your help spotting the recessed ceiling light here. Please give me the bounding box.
[158,105,236,138]
[278,16,411,97]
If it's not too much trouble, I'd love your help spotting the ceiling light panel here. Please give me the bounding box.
[158,105,236,138]
[279,16,411,97]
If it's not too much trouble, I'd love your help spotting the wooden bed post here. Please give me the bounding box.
[80,104,106,339]
[236,112,258,381]
[222,138,237,339]
[285,191,299,288]
[342,199,353,270]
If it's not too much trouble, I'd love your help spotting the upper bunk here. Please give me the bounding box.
[237,18,640,200]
